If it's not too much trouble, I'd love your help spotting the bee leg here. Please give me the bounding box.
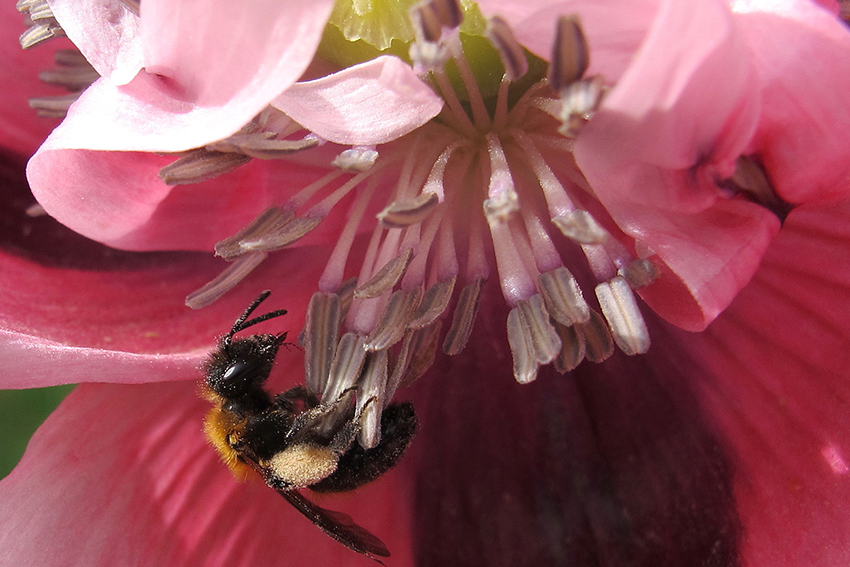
[274,385,321,414]
[309,402,417,493]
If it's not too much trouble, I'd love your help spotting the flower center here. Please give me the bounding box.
[178,0,662,421]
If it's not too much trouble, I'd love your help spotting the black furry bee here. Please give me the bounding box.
[201,291,418,561]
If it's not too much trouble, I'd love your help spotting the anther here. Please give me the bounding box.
[119,0,140,16]
[408,277,456,329]
[506,294,562,383]
[332,147,379,172]
[158,149,251,186]
[576,308,614,362]
[185,253,268,309]
[551,209,608,244]
[400,323,442,388]
[548,15,589,92]
[207,133,320,160]
[717,155,793,221]
[487,16,528,81]
[214,208,294,260]
[594,276,650,356]
[538,267,590,325]
[304,292,342,395]
[377,192,440,228]
[238,216,324,254]
[354,248,414,299]
[552,321,585,373]
[323,333,367,402]
[28,93,79,118]
[442,277,483,355]
[20,22,64,50]
[557,76,605,138]
[357,351,389,449]
[39,61,99,91]
[619,258,660,290]
[364,288,421,351]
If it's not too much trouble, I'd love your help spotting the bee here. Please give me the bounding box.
[201,291,418,562]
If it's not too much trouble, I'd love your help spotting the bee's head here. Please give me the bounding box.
[206,333,286,399]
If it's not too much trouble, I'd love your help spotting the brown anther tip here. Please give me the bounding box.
[548,15,589,92]
[487,15,529,81]
[412,2,444,43]
[431,0,463,30]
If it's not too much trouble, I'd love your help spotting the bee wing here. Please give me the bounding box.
[278,489,390,562]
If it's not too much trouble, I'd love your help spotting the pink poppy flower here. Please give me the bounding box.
[2,0,850,565]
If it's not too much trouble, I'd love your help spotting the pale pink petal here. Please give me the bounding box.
[141,0,333,108]
[573,0,771,330]
[272,56,444,145]
[677,201,850,565]
[506,0,662,83]
[733,0,850,204]
[48,0,143,84]
[0,381,415,566]
[0,2,63,156]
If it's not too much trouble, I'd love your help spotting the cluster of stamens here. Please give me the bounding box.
[21,0,665,439]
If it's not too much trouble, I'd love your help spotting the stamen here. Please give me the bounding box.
[332,146,380,172]
[354,248,414,299]
[576,308,614,362]
[399,322,442,387]
[318,180,378,292]
[552,321,585,373]
[551,209,609,244]
[447,37,491,129]
[432,70,476,136]
[159,149,251,186]
[515,294,562,368]
[421,141,463,202]
[323,333,367,402]
[619,258,661,290]
[25,0,53,21]
[428,0,463,30]
[357,350,389,449]
[557,76,605,138]
[303,292,342,395]
[207,133,320,160]
[28,93,80,118]
[511,130,577,218]
[215,207,294,260]
[185,253,267,309]
[594,276,650,355]
[507,307,537,383]
[39,60,99,91]
[538,267,590,325]
[409,276,456,329]
[548,15,589,92]
[506,293,562,384]
[238,216,323,254]
[119,0,140,16]
[20,22,64,50]
[364,288,421,351]
[377,192,439,228]
[442,277,483,355]
[717,155,793,220]
[486,16,528,81]
[25,203,47,217]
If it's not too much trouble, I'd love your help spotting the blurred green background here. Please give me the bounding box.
[0,385,74,478]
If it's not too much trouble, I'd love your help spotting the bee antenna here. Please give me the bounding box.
[224,291,288,346]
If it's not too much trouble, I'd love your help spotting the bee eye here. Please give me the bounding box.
[212,358,262,397]
[223,360,255,383]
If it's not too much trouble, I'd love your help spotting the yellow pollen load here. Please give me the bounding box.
[268,444,340,489]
